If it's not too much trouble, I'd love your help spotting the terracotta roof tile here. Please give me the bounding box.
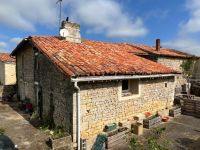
[130,44,195,58]
[0,53,15,62]
[13,36,178,77]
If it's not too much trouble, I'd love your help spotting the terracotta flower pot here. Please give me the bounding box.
[162,116,169,122]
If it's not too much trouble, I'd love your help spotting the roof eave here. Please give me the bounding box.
[71,73,178,82]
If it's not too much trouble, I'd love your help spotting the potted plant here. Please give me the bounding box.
[48,126,71,150]
[143,114,161,129]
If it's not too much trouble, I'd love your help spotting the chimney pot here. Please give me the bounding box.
[156,39,160,51]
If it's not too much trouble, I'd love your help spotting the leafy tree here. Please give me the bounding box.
[180,60,196,77]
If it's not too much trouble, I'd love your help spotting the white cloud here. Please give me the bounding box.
[0,0,59,31]
[10,37,22,44]
[163,0,200,56]
[0,42,7,48]
[0,0,147,38]
[163,38,200,56]
[66,0,147,38]
[180,0,200,34]
[0,41,7,52]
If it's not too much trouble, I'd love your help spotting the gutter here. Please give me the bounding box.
[74,82,81,150]
[71,74,176,82]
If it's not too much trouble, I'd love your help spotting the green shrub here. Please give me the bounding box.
[129,136,143,150]
[0,128,5,135]
[30,111,39,120]
[181,60,196,77]
[51,126,66,139]
[129,127,169,150]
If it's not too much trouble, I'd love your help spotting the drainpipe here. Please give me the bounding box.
[74,82,81,150]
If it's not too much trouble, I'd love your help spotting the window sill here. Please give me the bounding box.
[120,94,140,101]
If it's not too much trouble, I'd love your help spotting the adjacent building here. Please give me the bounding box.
[0,53,16,100]
[126,39,197,93]
[0,53,16,85]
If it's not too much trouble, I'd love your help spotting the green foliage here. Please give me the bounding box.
[41,116,55,130]
[40,116,66,139]
[0,127,5,135]
[30,111,39,120]
[51,126,66,139]
[129,127,169,150]
[181,60,196,77]
[148,127,168,150]
[129,136,143,150]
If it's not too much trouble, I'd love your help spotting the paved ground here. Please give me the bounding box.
[0,102,50,150]
[111,115,200,150]
[0,102,200,150]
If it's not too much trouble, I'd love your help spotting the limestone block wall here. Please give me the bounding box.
[16,44,35,103]
[79,77,175,149]
[157,57,185,72]
[4,63,16,85]
[37,54,74,133]
[157,57,187,92]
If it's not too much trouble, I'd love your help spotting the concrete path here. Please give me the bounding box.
[0,102,49,150]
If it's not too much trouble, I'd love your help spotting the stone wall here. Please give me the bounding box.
[79,77,175,149]
[4,62,16,85]
[16,44,74,133]
[157,57,185,72]
[37,53,74,133]
[16,43,35,103]
[157,57,187,93]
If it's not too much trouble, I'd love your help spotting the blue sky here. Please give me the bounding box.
[0,0,200,55]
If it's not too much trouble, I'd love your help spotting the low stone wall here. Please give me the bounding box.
[79,77,175,149]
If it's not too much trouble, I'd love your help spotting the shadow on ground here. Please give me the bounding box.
[175,138,195,150]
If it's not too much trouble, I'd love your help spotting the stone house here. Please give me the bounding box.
[125,40,197,93]
[0,53,16,85]
[0,53,16,100]
[11,21,180,149]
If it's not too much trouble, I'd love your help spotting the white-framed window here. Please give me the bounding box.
[119,79,140,100]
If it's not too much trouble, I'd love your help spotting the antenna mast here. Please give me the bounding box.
[56,0,63,30]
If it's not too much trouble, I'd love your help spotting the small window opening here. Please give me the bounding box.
[121,79,139,97]
[165,82,168,87]
[122,80,129,91]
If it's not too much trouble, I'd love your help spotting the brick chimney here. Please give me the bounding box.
[59,18,81,43]
[156,39,160,51]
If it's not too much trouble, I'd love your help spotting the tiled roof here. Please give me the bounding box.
[0,53,15,62]
[82,40,147,55]
[130,44,195,58]
[12,36,178,77]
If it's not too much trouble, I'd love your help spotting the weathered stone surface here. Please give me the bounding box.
[0,61,16,86]
[79,77,175,149]
[50,136,73,150]
[16,44,35,103]
[157,57,188,93]
[16,45,74,134]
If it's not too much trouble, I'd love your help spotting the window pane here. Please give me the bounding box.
[122,80,129,91]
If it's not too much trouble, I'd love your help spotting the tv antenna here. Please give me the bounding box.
[56,0,63,28]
